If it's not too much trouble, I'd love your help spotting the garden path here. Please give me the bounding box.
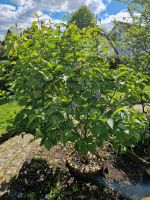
[0,134,41,196]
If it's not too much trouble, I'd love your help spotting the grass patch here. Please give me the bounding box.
[0,98,22,136]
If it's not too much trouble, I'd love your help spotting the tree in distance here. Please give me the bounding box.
[69,5,96,29]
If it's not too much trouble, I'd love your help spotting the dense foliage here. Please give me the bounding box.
[5,21,148,154]
[111,0,150,77]
[0,30,14,96]
[69,5,96,29]
[110,0,150,115]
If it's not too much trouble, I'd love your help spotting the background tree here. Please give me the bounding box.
[111,0,150,76]
[0,29,13,96]
[69,5,96,29]
[110,0,150,111]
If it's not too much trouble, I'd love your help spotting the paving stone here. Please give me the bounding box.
[0,134,41,196]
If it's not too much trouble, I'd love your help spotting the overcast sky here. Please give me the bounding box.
[0,0,132,40]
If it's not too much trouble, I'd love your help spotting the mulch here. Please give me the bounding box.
[1,143,150,200]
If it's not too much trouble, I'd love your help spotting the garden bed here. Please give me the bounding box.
[1,143,150,200]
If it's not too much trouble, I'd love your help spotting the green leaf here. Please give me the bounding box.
[26,113,37,128]
[135,119,144,125]
[33,90,41,99]
[107,118,114,129]
[44,139,53,150]
[116,71,127,79]
[11,61,17,65]
[113,107,127,116]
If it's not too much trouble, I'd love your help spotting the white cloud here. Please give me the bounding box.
[85,0,106,14]
[100,10,141,32]
[32,0,107,14]
[0,4,16,20]
[101,10,132,25]
[100,10,131,32]
[0,0,110,40]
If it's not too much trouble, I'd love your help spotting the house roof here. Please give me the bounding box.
[109,21,131,36]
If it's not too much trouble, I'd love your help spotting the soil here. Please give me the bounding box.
[1,143,150,200]
[134,140,150,163]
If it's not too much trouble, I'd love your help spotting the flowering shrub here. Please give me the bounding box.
[6,21,148,154]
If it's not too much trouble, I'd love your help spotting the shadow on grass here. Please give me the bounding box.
[1,158,127,200]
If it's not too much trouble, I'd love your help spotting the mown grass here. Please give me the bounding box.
[0,98,22,136]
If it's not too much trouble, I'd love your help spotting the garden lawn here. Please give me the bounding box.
[0,98,22,136]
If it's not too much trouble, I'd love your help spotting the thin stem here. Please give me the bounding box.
[101,90,117,117]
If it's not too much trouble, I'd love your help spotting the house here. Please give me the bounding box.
[109,21,150,56]
[109,21,133,56]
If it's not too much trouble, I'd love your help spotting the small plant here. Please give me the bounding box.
[5,20,148,162]
[48,183,62,200]
[27,191,35,200]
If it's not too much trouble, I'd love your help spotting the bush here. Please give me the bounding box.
[69,5,96,29]
[6,21,148,154]
[0,40,15,96]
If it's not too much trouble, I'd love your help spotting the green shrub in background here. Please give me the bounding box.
[5,21,149,155]
[69,5,96,29]
[111,0,150,77]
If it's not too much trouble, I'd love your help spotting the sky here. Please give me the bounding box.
[0,0,132,40]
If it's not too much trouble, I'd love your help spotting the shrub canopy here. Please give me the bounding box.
[5,21,148,154]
